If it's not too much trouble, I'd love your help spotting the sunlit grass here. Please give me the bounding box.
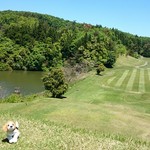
[0,56,150,149]
[126,69,137,91]
[0,114,149,150]
[116,55,145,67]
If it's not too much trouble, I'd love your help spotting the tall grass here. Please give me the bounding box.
[0,114,149,150]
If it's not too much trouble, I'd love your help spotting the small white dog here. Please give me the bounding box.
[3,121,20,143]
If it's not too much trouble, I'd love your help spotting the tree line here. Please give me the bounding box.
[0,10,150,71]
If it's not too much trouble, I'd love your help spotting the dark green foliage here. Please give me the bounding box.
[0,10,150,72]
[142,43,150,57]
[96,63,105,75]
[105,52,116,68]
[42,68,68,98]
[0,62,12,71]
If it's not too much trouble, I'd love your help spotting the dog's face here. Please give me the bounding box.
[3,121,16,132]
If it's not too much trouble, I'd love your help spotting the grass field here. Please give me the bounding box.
[0,56,150,150]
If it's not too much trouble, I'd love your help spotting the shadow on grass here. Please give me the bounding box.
[50,95,67,99]
[2,138,9,143]
[45,94,67,99]
[59,96,67,99]
[96,73,103,76]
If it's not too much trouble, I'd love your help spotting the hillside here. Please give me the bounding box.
[0,56,150,149]
[0,10,150,71]
[0,10,150,149]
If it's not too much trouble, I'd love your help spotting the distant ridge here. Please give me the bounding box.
[0,10,150,71]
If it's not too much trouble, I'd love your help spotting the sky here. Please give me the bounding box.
[0,0,150,37]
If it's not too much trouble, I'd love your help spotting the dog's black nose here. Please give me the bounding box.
[10,126,13,128]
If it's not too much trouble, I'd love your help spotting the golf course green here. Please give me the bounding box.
[0,56,150,150]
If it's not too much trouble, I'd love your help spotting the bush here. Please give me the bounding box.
[105,52,116,68]
[0,62,12,71]
[0,94,38,103]
[0,94,23,103]
[96,63,105,75]
[42,68,68,98]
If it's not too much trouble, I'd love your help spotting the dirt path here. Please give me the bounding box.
[136,61,148,68]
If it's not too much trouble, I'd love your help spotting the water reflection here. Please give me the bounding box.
[0,71,44,98]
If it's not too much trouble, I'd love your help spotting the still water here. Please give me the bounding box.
[0,71,44,98]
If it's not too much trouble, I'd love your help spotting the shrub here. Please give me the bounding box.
[0,94,23,103]
[96,63,105,75]
[0,62,12,71]
[42,68,68,98]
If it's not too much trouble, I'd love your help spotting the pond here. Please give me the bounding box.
[0,71,44,98]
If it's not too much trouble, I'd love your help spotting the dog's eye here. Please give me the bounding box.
[7,125,9,127]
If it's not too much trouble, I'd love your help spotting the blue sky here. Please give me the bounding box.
[0,0,150,37]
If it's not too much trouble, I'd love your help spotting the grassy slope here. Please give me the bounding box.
[0,56,150,150]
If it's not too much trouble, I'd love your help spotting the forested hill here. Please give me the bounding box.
[0,10,150,71]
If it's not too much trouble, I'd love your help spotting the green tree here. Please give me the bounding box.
[105,51,116,68]
[142,43,150,57]
[42,68,68,98]
[96,63,105,75]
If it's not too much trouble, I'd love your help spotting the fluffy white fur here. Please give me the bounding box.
[3,121,20,143]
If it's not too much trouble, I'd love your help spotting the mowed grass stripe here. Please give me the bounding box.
[107,76,116,85]
[148,68,150,80]
[144,69,150,92]
[132,69,139,92]
[139,69,145,93]
[115,70,129,87]
[126,69,137,91]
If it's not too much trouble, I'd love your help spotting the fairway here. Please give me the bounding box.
[103,57,150,94]
[0,7,150,150]
[0,56,150,150]
[104,68,149,93]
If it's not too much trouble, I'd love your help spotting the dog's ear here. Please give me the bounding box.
[2,123,8,132]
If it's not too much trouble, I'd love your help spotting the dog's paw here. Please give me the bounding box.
[9,139,17,144]
[9,141,14,144]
